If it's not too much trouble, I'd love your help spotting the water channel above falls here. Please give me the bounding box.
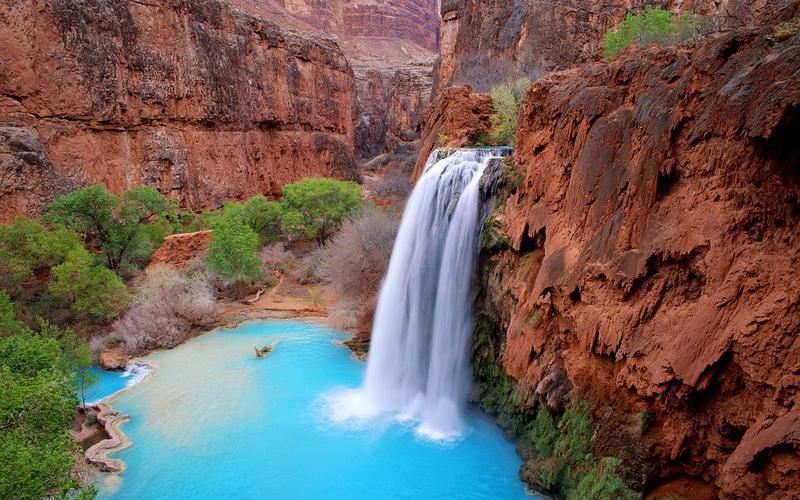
[94,320,532,499]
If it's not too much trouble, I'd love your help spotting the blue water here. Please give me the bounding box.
[97,321,531,499]
[85,367,129,404]
[84,364,152,405]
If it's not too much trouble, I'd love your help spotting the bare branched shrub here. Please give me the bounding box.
[111,266,217,354]
[327,299,361,331]
[291,249,323,285]
[365,169,411,199]
[315,206,399,328]
[258,243,292,273]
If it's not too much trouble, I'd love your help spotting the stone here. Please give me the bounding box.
[147,230,212,270]
[474,18,800,497]
[411,85,494,181]
[98,347,130,371]
[0,0,359,221]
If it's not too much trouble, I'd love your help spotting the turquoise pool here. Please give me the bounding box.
[95,321,532,499]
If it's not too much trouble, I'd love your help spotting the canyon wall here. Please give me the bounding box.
[233,0,439,160]
[0,0,358,222]
[474,14,800,497]
[435,0,785,95]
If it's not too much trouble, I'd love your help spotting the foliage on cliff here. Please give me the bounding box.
[602,6,703,58]
[0,301,97,499]
[487,79,531,146]
[471,315,636,498]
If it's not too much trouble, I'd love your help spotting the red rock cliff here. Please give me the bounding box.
[0,0,358,222]
[232,0,440,160]
[478,16,800,497]
[435,0,785,95]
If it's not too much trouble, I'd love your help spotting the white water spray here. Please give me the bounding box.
[331,148,510,439]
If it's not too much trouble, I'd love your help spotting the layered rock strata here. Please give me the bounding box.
[434,0,792,95]
[0,0,358,221]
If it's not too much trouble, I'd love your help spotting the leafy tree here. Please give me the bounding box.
[0,318,97,499]
[280,178,363,245]
[181,210,224,233]
[220,195,285,244]
[602,6,701,58]
[49,248,128,321]
[488,78,530,146]
[241,195,284,243]
[0,292,24,336]
[207,216,262,285]
[61,332,97,408]
[0,217,82,292]
[45,185,176,272]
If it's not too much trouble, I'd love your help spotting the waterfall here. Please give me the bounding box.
[346,147,511,439]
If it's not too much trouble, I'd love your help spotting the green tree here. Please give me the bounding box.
[280,178,363,245]
[0,318,97,499]
[602,6,700,58]
[49,248,128,321]
[488,78,530,146]
[207,216,262,285]
[0,292,24,336]
[45,185,176,272]
[241,195,284,243]
[220,195,284,243]
[61,332,97,408]
[0,217,82,292]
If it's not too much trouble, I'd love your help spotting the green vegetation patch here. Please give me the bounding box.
[45,185,177,276]
[487,78,531,146]
[471,316,638,498]
[602,6,705,58]
[0,301,98,499]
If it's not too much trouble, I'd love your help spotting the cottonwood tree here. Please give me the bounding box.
[48,247,128,321]
[207,216,262,286]
[45,185,176,273]
[280,178,363,245]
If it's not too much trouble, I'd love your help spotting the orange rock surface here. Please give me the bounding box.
[411,85,494,180]
[147,230,212,270]
[477,20,800,497]
[0,0,358,222]
[434,0,778,95]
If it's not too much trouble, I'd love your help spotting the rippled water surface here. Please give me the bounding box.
[96,321,531,499]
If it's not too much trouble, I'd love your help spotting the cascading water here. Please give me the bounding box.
[331,147,511,439]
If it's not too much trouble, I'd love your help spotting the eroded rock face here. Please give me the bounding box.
[478,21,800,497]
[410,85,494,180]
[98,346,130,371]
[0,0,358,221]
[147,230,212,270]
[434,0,791,95]
[232,0,440,160]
